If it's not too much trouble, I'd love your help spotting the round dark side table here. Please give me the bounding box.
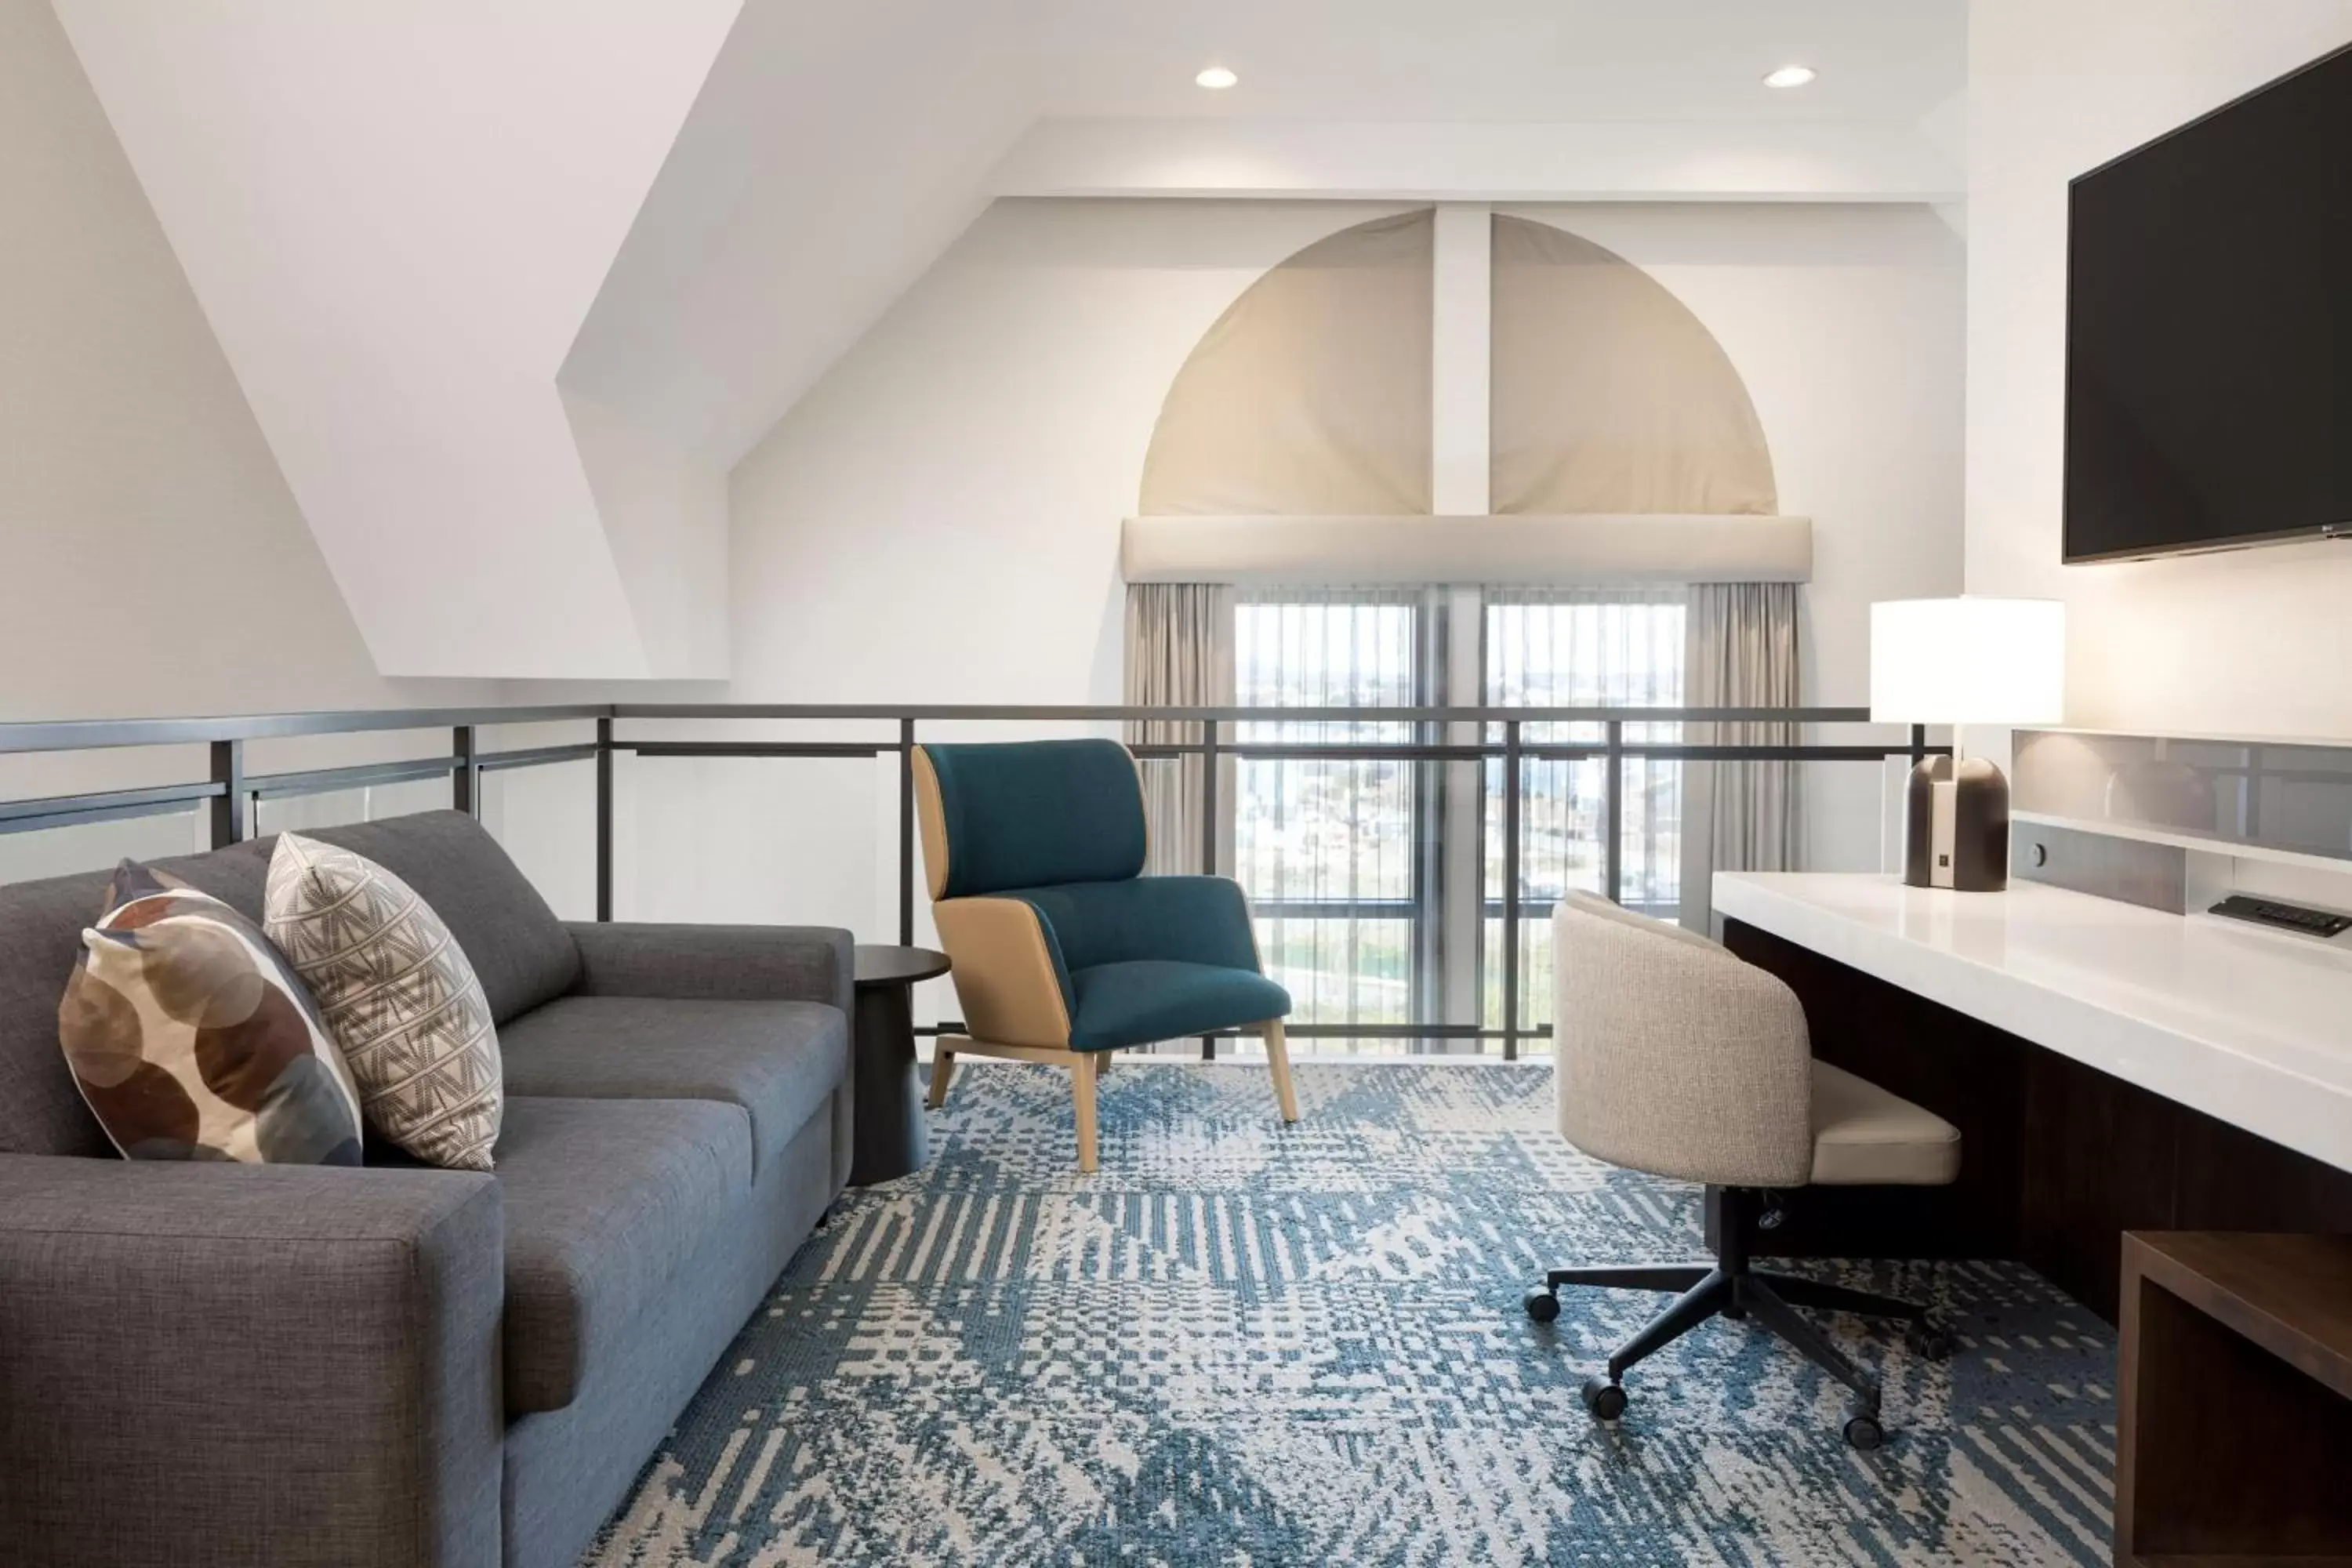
[849,944,952,1185]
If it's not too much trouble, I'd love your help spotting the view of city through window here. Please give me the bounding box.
[1232,586,1686,1054]
[1233,590,1425,1047]
[1483,588,1686,1038]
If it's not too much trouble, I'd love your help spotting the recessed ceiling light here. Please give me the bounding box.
[1196,65,1238,90]
[1764,64,1817,89]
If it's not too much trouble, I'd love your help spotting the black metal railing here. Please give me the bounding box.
[0,702,1937,1059]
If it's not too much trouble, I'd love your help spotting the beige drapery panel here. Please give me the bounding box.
[1139,210,1434,517]
[1490,215,1778,517]
[1679,583,1802,934]
[1123,583,1236,875]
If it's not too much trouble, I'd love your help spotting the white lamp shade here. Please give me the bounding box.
[1870,597,2066,725]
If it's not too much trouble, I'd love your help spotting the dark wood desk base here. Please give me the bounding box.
[2117,1232,2352,1565]
[1723,920,2352,1323]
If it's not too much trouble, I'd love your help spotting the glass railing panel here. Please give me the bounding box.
[0,810,206,886]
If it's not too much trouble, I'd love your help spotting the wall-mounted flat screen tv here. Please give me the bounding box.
[2064,43,2352,563]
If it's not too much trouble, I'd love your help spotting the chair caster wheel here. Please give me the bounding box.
[1523,1288,1561,1323]
[1843,1413,1884,1450]
[1906,1322,1956,1361]
[1581,1375,1628,1421]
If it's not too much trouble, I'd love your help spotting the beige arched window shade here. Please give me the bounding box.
[1490,216,1777,516]
[1139,209,1433,517]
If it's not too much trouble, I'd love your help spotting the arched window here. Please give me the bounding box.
[1140,210,1433,517]
[1490,215,1777,516]
[1138,209,1781,525]
[1128,210,1800,1049]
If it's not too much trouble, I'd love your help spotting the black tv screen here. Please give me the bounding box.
[2063,43,2352,562]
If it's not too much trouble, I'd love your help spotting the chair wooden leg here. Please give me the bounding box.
[926,1043,958,1110]
[1072,1051,1100,1173]
[1262,1018,1299,1123]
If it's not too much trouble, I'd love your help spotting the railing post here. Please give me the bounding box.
[1603,719,1624,906]
[452,724,480,817]
[899,718,916,946]
[1502,718,1520,1062]
[1199,716,1219,878]
[208,739,246,848]
[1200,715,1219,1061]
[594,717,613,922]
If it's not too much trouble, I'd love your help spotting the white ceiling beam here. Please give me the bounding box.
[993,118,1965,204]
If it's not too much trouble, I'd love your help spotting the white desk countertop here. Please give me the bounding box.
[1711,872,2352,1175]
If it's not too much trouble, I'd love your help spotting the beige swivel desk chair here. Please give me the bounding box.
[1526,891,1962,1449]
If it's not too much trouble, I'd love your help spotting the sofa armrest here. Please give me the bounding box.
[0,1156,503,1568]
[565,921,853,1017]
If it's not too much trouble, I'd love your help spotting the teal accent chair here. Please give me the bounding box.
[912,739,1298,1170]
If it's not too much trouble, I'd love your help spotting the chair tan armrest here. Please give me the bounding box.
[934,896,1073,1048]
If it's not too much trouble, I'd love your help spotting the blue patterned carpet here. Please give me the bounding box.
[586,1062,2114,1566]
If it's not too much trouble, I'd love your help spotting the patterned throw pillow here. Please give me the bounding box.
[59,860,365,1163]
[265,832,503,1171]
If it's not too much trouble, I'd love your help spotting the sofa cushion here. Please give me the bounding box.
[493,1095,752,1416]
[157,812,581,1026]
[1067,959,1291,1051]
[496,996,846,1175]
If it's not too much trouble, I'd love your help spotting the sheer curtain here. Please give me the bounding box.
[1680,582,1802,934]
[1483,584,1687,1035]
[1123,584,1235,877]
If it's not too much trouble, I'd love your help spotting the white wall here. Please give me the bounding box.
[0,2,483,728]
[0,4,566,887]
[716,195,1964,938]
[561,390,731,678]
[53,0,741,680]
[729,200,1426,709]
[1966,0,2352,740]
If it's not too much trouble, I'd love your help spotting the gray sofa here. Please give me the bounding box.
[0,811,854,1568]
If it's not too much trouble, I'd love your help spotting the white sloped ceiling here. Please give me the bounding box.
[52,0,1962,680]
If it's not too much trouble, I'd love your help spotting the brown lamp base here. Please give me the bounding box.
[1904,756,2011,891]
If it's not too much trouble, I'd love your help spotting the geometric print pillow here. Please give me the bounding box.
[263,832,503,1171]
[58,859,365,1163]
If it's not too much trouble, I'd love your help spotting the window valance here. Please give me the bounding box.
[1119,513,1812,586]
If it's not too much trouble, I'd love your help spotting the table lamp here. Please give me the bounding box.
[1870,597,2066,891]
